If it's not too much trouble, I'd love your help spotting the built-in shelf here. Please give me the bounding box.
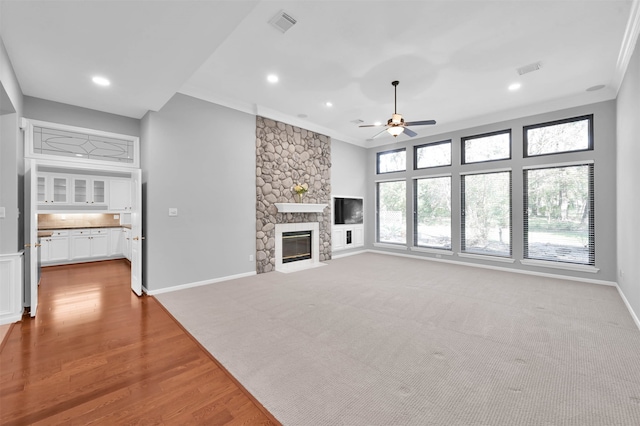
[274,203,328,213]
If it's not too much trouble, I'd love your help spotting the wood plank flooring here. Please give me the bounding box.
[0,260,278,425]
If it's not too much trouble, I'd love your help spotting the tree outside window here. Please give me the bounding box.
[461,171,511,256]
[377,180,406,244]
[524,164,593,265]
[415,176,451,249]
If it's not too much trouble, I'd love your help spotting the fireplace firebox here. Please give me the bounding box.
[282,231,312,263]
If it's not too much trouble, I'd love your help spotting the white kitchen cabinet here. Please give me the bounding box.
[38,173,69,205]
[109,179,131,211]
[71,229,112,259]
[90,229,109,257]
[72,177,108,205]
[71,230,92,259]
[40,230,70,264]
[109,228,124,256]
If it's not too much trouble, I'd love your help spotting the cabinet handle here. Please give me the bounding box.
[24,243,31,248]
[35,243,42,247]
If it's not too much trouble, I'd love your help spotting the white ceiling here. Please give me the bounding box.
[1,1,637,147]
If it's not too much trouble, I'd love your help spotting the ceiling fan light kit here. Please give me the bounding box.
[360,80,436,139]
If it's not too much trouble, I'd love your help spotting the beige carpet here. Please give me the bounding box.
[156,253,640,425]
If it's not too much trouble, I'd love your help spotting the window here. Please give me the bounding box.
[415,176,451,249]
[462,130,511,164]
[415,140,451,169]
[377,180,406,244]
[377,149,406,174]
[524,164,594,265]
[524,115,592,157]
[461,171,511,257]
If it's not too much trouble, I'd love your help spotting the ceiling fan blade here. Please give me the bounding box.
[359,124,384,128]
[372,128,389,139]
[405,119,436,126]
[403,127,418,137]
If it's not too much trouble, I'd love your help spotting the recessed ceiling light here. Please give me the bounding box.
[586,84,605,92]
[508,83,521,91]
[267,74,279,83]
[92,76,111,86]
[325,101,333,107]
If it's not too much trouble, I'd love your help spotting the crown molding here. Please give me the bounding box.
[613,0,640,92]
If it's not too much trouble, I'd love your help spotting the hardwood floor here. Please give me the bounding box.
[0,260,278,425]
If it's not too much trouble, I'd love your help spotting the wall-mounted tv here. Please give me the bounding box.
[334,197,363,225]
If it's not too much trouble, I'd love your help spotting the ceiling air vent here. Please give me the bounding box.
[517,61,542,76]
[269,10,297,33]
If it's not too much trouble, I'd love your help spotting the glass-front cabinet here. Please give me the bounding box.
[38,173,69,204]
[71,177,107,205]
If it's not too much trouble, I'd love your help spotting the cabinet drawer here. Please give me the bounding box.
[51,230,69,237]
[71,229,91,236]
[91,229,108,235]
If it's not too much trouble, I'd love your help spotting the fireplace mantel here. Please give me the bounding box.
[274,203,328,213]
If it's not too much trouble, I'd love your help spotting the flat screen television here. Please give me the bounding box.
[334,197,363,225]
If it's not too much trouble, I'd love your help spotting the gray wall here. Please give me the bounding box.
[141,93,256,291]
[24,96,140,137]
[365,100,617,282]
[616,36,640,320]
[0,35,24,254]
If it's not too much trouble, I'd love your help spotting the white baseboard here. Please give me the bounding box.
[146,271,257,296]
[368,248,617,287]
[616,284,640,331]
[332,249,368,259]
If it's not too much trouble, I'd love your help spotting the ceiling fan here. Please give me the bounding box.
[360,80,436,138]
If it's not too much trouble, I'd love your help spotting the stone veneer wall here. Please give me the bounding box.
[255,116,331,273]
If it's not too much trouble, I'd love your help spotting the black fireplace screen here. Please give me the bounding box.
[282,231,312,263]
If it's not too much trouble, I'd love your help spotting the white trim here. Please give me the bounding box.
[616,284,640,331]
[375,177,407,183]
[412,172,452,180]
[520,259,599,273]
[523,159,594,170]
[331,249,368,259]
[373,242,408,251]
[146,271,257,296]
[460,167,512,176]
[274,203,328,213]
[410,246,454,255]
[613,0,640,93]
[0,252,24,325]
[368,249,616,287]
[458,252,516,263]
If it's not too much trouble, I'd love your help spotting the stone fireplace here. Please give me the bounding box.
[255,116,331,274]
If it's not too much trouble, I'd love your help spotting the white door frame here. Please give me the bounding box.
[25,158,144,315]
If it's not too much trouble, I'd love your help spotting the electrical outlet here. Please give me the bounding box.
[113,214,119,219]
[249,254,254,262]
[168,208,178,217]
[619,269,624,277]
[0,207,5,219]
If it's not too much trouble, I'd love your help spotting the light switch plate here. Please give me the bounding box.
[0,207,5,219]
[169,208,178,217]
